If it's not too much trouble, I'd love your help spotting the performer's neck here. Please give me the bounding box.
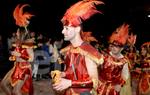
[70,37,84,47]
[110,51,123,59]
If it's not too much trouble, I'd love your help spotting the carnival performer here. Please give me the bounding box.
[137,42,150,95]
[0,4,34,95]
[51,0,104,95]
[126,33,139,95]
[97,23,132,95]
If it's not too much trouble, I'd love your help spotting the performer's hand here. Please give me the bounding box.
[11,51,21,57]
[9,56,16,61]
[114,84,121,92]
[135,67,142,73]
[52,78,71,91]
[61,72,66,77]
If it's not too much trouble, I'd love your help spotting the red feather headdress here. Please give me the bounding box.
[13,4,34,27]
[61,0,104,27]
[109,23,129,47]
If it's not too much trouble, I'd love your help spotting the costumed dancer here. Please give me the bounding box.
[51,0,104,95]
[97,23,132,95]
[126,33,137,68]
[126,33,139,95]
[0,4,34,95]
[137,42,150,95]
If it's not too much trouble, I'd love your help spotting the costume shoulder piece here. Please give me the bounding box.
[122,56,130,65]
[60,43,103,65]
[12,43,37,49]
[60,44,72,54]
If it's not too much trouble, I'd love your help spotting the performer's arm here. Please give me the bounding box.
[114,63,129,87]
[26,48,34,62]
[12,48,34,61]
[71,56,98,88]
[53,57,99,91]
[19,49,29,60]
[121,63,130,82]
[11,49,26,59]
[114,63,129,92]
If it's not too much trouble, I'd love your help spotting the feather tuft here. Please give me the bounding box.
[61,0,104,26]
[81,31,98,43]
[13,4,34,27]
[109,23,129,46]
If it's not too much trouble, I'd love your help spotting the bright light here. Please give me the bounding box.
[148,15,150,17]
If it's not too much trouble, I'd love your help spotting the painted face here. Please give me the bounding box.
[30,32,35,37]
[15,39,22,47]
[141,47,147,56]
[62,26,76,41]
[109,44,123,55]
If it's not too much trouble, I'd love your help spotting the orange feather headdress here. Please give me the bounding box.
[109,23,129,47]
[81,31,98,42]
[141,42,150,54]
[13,4,34,27]
[141,42,150,48]
[61,0,104,27]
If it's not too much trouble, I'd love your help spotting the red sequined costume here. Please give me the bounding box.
[97,51,128,95]
[97,23,131,95]
[60,42,103,95]
[56,0,104,94]
[3,3,34,95]
[10,45,33,95]
[138,42,150,95]
[138,56,150,94]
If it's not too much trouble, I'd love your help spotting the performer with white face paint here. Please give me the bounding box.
[51,0,104,95]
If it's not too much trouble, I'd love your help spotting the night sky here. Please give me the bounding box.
[0,0,150,47]
[0,0,150,78]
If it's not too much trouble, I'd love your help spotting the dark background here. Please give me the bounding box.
[0,0,150,46]
[0,0,150,78]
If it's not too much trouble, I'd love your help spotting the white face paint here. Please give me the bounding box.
[110,44,123,55]
[62,26,77,41]
[141,47,147,56]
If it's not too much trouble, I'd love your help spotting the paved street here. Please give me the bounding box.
[0,79,56,95]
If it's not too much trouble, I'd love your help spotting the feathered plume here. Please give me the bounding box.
[127,33,137,46]
[61,0,104,26]
[109,23,129,46]
[13,4,34,27]
[81,31,98,42]
[141,42,150,48]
